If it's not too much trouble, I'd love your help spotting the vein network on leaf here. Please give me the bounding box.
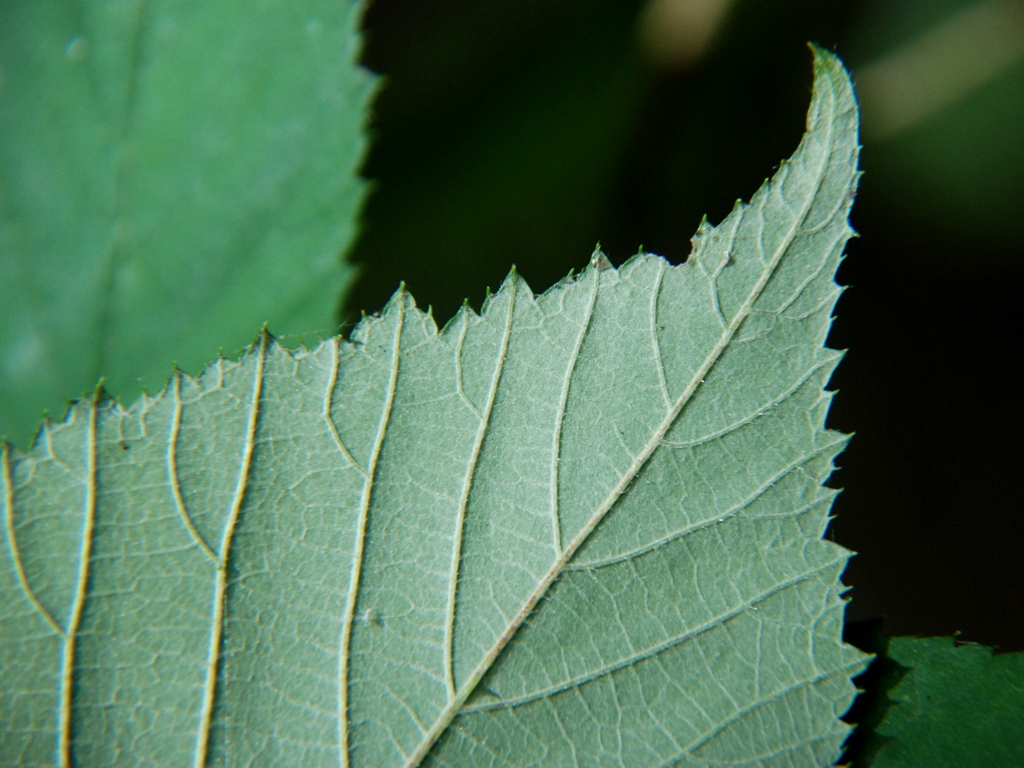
[1,45,866,768]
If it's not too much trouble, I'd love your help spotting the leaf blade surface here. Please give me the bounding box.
[0,47,865,768]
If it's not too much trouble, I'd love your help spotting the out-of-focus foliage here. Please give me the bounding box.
[857,636,1024,767]
[847,0,1024,249]
[0,0,374,446]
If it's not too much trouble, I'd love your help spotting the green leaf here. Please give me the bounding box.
[0,0,374,445]
[862,637,1024,767]
[0,47,865,766]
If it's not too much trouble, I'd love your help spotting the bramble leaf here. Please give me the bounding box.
[0,47,865,767]
[859,637,1024,767]
[0,0,374,445]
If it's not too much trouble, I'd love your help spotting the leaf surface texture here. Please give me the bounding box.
[0,0,374,443]
[863,637,1024,767]
[1,48,865,767]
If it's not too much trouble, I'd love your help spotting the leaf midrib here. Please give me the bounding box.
[568,436,844,572]
[402,70,840,767]
[654,658,866,768]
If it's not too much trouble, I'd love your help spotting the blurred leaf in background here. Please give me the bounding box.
[856,636,1024,767]
[352,0,1023,651]
[849,0,1024,251]
[0,0,374,446]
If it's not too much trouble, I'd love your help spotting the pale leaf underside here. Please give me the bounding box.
[0,48,867,767]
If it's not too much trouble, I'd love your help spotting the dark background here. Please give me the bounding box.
[345,0,1024,651]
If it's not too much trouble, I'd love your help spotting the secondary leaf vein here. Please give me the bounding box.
[462,557,845,714]
[193,332,267,768]
[445,281,518,698]
[338,294,407,767]
[2,444,64,636]
[550,268,600,555]
[169,373,217,562]
[324,339,369,477]
[58,390,101,768]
